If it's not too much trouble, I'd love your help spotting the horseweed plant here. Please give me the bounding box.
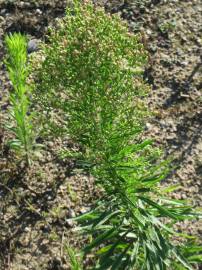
[32,1,201,269]
[5,33,34,165]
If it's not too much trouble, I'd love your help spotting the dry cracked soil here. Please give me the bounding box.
[0,0,201,269]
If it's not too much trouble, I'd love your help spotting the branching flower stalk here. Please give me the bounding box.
[5,33,34,165]
[32,1,201,269]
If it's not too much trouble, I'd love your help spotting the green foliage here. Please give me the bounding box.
[5,33,34,165]
[65,246,83,270]
[74,143,198,269]
[33,0,148,144]
[33,1,201,269]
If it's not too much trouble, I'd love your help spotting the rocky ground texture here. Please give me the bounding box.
[0,0,201,269]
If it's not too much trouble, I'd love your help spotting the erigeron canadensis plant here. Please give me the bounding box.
[32,1,201,269]
[5,33,34,165]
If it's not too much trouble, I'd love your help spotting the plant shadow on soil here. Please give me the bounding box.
[162,62,202,181]
[163,60,202,109]
[164,113,202,183]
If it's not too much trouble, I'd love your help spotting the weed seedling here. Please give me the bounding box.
[5,33,34,165]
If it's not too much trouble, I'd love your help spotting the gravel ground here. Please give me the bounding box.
[0,0,201,269]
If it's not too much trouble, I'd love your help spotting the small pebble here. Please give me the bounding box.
[68,209,76,218]
[27,39,39,54]
[36,9,42,15]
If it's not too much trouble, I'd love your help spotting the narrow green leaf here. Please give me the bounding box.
[84,227,118,253]
[111,244,131,270]
[139,196,178,219]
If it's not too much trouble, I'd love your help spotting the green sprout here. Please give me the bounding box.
[5,33,35,165]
